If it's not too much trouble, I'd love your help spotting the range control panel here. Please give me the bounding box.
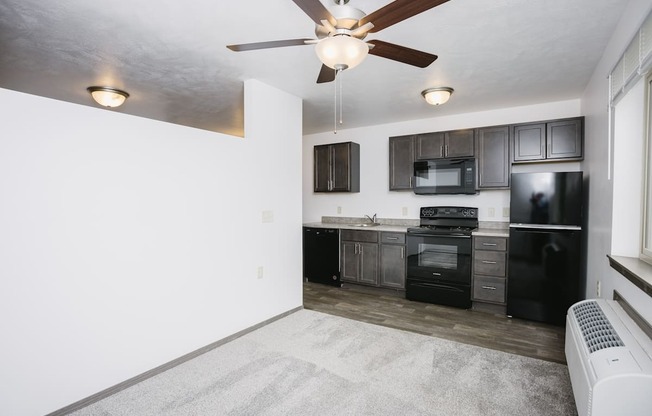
[420,206,478,219]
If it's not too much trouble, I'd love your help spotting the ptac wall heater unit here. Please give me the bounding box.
[565,299,652,416]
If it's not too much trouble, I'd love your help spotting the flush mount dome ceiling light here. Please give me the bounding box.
[421,87,454,106]
[87,86,129,108]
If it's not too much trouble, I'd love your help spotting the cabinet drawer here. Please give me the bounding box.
[473,276,506,303]
[474,250,506,276]
[474,236,507,251]
[341,229,379,243]
[381,232,405,244]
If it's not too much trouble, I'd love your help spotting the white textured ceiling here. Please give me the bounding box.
[0,0,630,136]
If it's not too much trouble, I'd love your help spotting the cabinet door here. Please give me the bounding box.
[314,145,331,192]
[359,243,379,285]
[380,244,406,289]
[416,132,445,159]
[476,126,510,188]
[445,129,475,157]
[331,142,351,191]
[389,135,416,190]
[512,123,545,162]
[341,241,360,282]
[547,118,582,160]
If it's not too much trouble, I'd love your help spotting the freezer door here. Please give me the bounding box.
[510,171,582,226]
[507,226,581,326]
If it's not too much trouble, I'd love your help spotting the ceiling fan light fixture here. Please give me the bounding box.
[421,87,454,106]
[315,35,369,70]
[87,86,129,108]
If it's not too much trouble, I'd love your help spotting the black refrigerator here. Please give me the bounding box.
[507,171,583,326]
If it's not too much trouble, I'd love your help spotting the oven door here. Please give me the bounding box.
[406,232,472,284]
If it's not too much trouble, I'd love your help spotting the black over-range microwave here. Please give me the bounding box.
[413,158,476,195]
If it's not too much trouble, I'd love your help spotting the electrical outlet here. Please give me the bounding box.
[257,266,264,279]
[597,280,601,297]
[337,206,342,214]
[402,206,408,216]
[488,207,496,217]
[262,210,274,223]
[503,207,510,218]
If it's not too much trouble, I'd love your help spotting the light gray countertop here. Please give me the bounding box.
[472,228,509,237]
[303,222,410,233]
[304,218,510,236]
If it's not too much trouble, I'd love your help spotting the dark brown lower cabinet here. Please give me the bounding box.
[472,235,508,309]
[341,230,379,285]
[379,232,406,289]
[341,230,406,289]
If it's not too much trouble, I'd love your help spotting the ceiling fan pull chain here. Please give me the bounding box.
[333,68,338,134]
[339,69,343,125]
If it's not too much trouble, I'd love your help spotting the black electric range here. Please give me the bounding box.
[405,207,478,308]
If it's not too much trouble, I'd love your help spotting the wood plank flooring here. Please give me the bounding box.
[303,281,567,364]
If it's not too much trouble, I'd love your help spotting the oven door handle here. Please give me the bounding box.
[407,232,471,239]
[409,282,465,292]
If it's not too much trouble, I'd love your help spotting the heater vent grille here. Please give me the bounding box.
[572,301,625,353]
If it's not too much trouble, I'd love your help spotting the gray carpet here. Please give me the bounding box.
[71,309,577,415]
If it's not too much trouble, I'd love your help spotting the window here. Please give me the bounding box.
[642,73,652,263]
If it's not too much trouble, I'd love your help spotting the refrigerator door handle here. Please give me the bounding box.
[510,223,581,231]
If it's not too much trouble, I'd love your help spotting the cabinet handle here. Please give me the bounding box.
[401,247,404,259]
[482,286,497,290]
[440,145,444,158]
[387,237,399,240]
[445,144,449,156]
[359,244,363,255]
[409,177,413,188]
[482,243,497,246]
[433,272,442,276]
[482,260,497,264]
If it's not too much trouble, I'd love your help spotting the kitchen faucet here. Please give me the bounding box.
[364,213,377,224]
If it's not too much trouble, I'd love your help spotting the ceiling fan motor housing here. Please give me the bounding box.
[315,5,367,39]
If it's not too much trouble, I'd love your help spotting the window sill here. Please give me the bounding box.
[607,255,652,298]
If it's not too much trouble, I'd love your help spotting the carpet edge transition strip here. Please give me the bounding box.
[45,306,304,416]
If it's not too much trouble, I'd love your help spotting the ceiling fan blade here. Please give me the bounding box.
[359,0,450,33]
[367,40,437,68]
[227,38,314,52]
[317,64,336,84]
[291,0,337,27]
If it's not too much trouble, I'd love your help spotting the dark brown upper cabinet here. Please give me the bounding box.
[388,135,416,191]
[416,129,475,160]
[476,126,510,189]
[389,129,474,191]
[512,117,583,163]
[314,141,360,193]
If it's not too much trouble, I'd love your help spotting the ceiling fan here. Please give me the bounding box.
[227,0,449,83]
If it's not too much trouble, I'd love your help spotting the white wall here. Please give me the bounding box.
[581,0,652,321]
[0,80,303,416]
[302,100,581,223]
[612,77,645,256]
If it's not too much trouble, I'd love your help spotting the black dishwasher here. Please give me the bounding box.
[303,227,341,287]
